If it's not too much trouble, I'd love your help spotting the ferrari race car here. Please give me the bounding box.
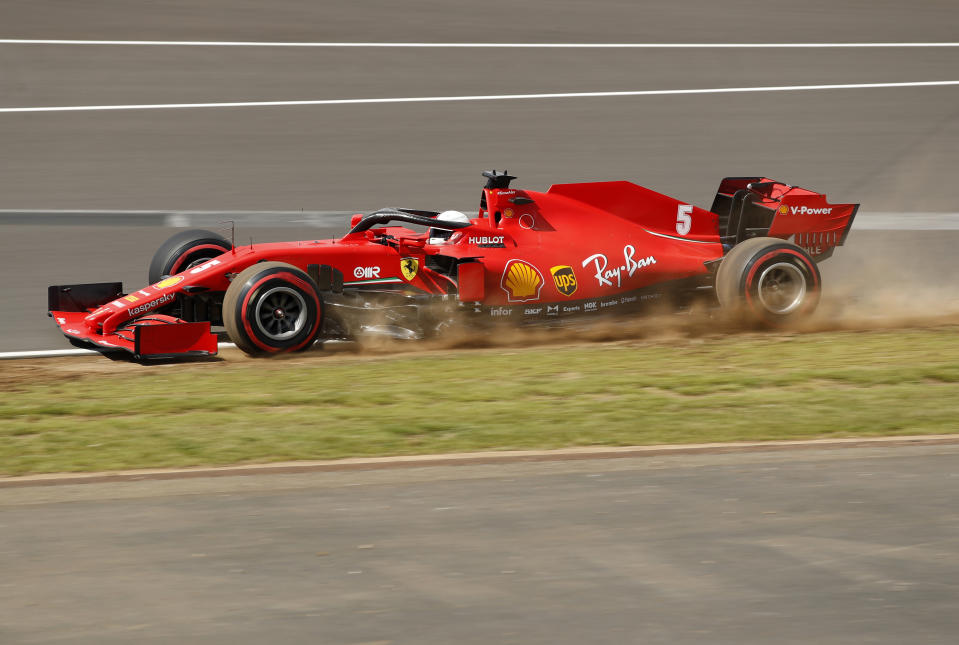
[48,170,858,359]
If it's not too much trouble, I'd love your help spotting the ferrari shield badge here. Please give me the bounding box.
[401,257,419,282]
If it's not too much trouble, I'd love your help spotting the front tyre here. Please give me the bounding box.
[148,229,233,284]
[223,262,323,356]
[716,237,821,325]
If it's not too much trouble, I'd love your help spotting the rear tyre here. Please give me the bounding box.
[222,262,323,356]
[148,229,232,284]
[716,237,820,325]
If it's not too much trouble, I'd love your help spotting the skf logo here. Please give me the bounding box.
[400,257,419,282]
[500,260,544,302]
[550,265,578,297]
[779,205,789,215]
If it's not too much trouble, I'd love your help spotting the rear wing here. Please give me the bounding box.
[711,177,858,260]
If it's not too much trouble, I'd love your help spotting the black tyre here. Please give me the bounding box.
[222,262,323,355]
[716,237,821,324]
[148,229,232,284]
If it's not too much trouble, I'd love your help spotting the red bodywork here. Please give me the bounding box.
[48,174,857,358]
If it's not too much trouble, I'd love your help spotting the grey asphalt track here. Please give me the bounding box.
[3,444,959,644]
[4,0,958,43]
[1,1,958,212]
[2,2,959,352]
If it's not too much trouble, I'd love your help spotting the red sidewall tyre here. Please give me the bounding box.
[148,229,232,284]
[743,248,820,318]
[223,262,323,355]
[716,237,821,325]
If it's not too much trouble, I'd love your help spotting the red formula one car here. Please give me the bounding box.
[48,170,857,359]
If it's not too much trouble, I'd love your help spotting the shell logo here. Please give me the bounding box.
[501,260,544,302]
[779,205,789,215]
[153,275,185,289]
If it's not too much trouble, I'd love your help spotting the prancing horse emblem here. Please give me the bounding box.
[401,257,419,282]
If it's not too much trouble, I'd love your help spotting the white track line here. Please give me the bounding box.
[853,213,959,230]
[0,343,238,360]
[0,348,98,359]
[2,80,957,114]
[2,39,959,48]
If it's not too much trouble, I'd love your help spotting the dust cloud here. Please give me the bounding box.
[813,230,959,331]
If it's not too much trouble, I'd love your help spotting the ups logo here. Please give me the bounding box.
[550,265,578,297]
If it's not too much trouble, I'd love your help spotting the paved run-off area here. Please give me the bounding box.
[2,443,959,644]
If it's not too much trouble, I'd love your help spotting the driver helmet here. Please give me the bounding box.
[428,210,470,245]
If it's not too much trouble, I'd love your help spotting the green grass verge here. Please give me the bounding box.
[3,327,959,475]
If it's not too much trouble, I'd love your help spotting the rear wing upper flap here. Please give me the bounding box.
[710,177,858,261]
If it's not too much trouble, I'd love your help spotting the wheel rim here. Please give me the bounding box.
[757,262,806,315]
[253,286,308,341]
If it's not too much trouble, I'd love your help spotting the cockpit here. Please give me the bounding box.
[427,210,471,244]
